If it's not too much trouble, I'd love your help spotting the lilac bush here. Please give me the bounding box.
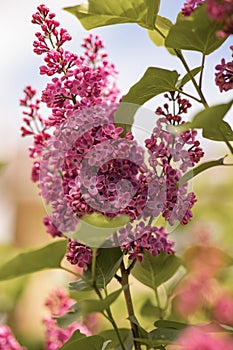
[0,1,233,349]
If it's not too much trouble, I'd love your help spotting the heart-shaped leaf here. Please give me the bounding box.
[65,0,160,30]
[132,252,182,290]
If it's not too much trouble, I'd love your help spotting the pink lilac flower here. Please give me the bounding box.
[20,85,49,181]
[21,5,120,185]
[21,6,204,268]
[118,221,174,262]
[145,92,203,226]
[175,325,233,349]
[174,272,213,318]
[43,288,91,350]
[66,240,93,270]
[30,5,119,127]
[215,45,233,92]
[39,104,148,237]
[0,325,26,350]
[213,292,233,325]
[181,0,204,16]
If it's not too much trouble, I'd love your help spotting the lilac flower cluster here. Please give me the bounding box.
[144,92,203,225]
[20,5,119,181]
[66,240,93,270]
[118,222,174,262]
[181,0,204,16]
[43,288,91,350]
[0,326,26,350]
[38,103,146,229]
[21,5,204,270]
[215,45,233,92]
[20,85,50,182]
[31,4,119,127]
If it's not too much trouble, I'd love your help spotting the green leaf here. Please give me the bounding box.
[154,320,187,330]
[179,157,227,186]
[176,66,202,88]
[0,240,67,280]
[64,0,160,30]
[69,289,97,301]
[181,100,233,141]
[98,329,132,349]
[70,246,123,291]
[165,4,226,55]
[60,335,105,350]
[58,289,123,328]
[114,102,139,137]
[56,308,81,328]
[59,329,86,350]
[135,337,170,347]
[148,16,175,55]
[123,67,179,105]
[80,288,123,315]
[173,100,233,143]
[140,299,162,319]
[131,252,182,290]
[148,327,180,343]
[115,68,178,132]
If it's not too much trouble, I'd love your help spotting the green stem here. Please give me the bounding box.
[91,248,97,284]
[126,258,137,273]
[90,253,127,350]
[175,50,208,107]
[120,261,141,350]
[176,89,202,103]
[154,26,208,107]
[199,53,206,90]
[93,284,127,350]
[104,307,128,350]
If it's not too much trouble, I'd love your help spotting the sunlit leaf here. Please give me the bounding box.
[148,15,175,55]
[0,240,67,280]
[165,4,226,55]
[65,0,160,30]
